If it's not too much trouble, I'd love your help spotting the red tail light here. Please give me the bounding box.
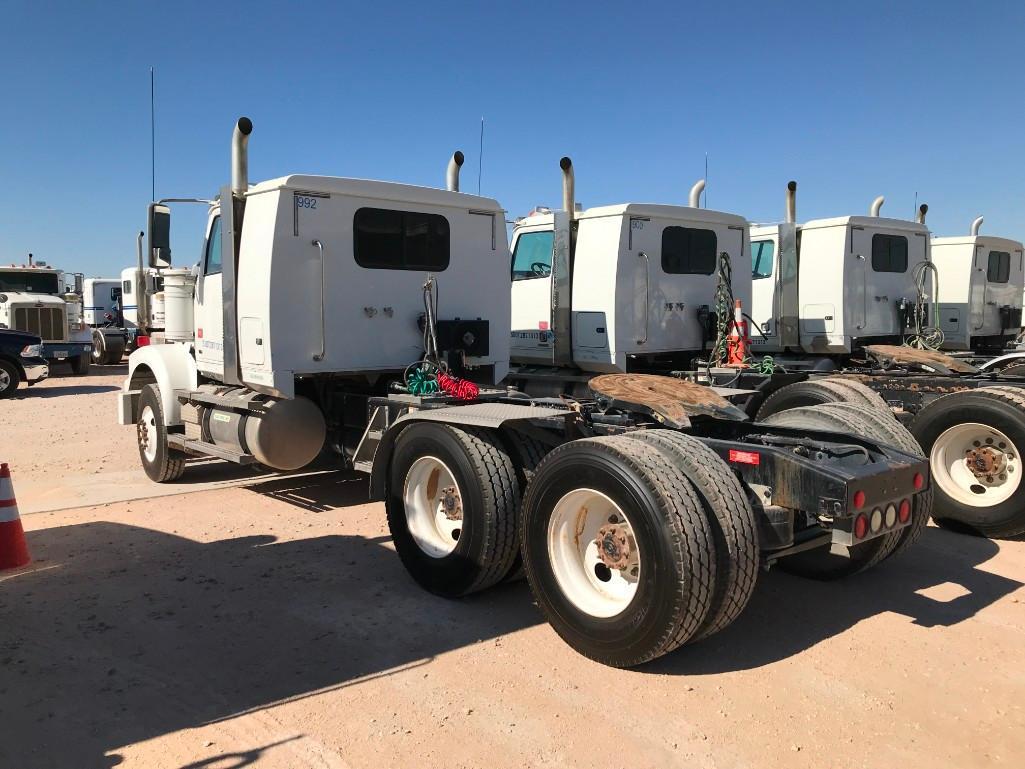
[913,472,924,490]
[854,514,869,539]
[853,490,866,510]
[898,499,911,523]
[137,335,151,347]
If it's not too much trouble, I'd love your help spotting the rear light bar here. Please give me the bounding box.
[837,497,913,547]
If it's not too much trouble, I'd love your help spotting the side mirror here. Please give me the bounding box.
[148,203,172,268]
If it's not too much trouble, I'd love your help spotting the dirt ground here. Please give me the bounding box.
[2,367,1025,768]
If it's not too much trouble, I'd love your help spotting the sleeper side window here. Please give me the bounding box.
[353,208,450,271]
[871,234,909,273]
[987,250,1010,283]
[661,226,717,275]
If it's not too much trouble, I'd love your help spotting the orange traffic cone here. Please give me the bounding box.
[726,299,750,366]
[0,463,31,571]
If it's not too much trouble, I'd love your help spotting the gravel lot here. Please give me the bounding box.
[1,366,1024,768]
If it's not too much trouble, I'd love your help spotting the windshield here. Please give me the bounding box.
[0,270,61,294]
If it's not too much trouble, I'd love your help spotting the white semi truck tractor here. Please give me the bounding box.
[83,277,130,365]
[118,118,930,667]
[929,217,1024,354]
[0,258,93,375]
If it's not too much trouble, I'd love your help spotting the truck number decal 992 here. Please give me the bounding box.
[293,191,330,236]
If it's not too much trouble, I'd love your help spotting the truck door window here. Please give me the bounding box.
[661,226,717,275]
[751,240,775,279]
[511,231,554,280]
[353,208,450,271]
[870,234,908,272]
[987,251,1010,283]
[205,216,223,275]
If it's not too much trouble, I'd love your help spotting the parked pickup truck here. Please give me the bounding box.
[0,328,49,398]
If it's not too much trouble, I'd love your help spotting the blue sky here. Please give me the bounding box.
[0,0,1022,277]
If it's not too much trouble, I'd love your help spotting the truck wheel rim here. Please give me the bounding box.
[138,405,159,463]
[931,422,1021,507]
[547,489,640,618]
[0,368,10,391]
[403,456,463,558]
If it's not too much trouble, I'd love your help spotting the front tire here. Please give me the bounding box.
[69,352,90,376]
[386,423,520,598]
[520,435,716,667]
[0,359,21,399]
[911,387,1025,538]
[137,384,186,482]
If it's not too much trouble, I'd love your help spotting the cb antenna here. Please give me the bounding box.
[704,153,708,209]
[477,117,484,195]
[150,67,156,202]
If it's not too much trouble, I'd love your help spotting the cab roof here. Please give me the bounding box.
[514,203,747,229]
[800,215,930,234]
[932,234,1024,251]
[246,175,504,214]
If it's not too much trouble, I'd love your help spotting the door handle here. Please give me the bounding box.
[637,251,649,345]
[312,239,326,361]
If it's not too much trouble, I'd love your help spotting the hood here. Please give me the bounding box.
[0,328,43,346]
[1,292,67,307]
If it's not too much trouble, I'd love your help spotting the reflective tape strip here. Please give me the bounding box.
[0,476,13,499]
[0,507,21,523]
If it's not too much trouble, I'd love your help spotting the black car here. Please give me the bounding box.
[0,328,49,398]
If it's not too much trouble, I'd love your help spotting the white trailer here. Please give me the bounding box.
[116,119,930,667]
[0,260,93,374]
[930,218,1024,352]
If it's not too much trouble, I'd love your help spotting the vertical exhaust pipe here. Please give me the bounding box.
[916,203,928,224]
[785,181,797,223]
[560,157,575,219]
[27,253,33,267]
[971,216,984,236]
[869,196,885,217]
[231,117,254,196]
[446,151,465,192]
[689,179,706,208]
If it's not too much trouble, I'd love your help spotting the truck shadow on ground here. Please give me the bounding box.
[21,383,121,398]
[1,486,1019,768]
[648,525,1023,676]
[0,514,538,769]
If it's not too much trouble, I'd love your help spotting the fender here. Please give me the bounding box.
[977,351,1025,373]
[121,344,198,426]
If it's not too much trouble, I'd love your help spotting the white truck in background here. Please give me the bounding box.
[83,277,129,365]
[929,217,1024,353]
[0,257,92,375]
[115,117,930,668]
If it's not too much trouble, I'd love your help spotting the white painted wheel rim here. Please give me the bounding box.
[931,422,1021,507]
[547,489,640,618]
[138,405,159,463]
[403,456,463,558]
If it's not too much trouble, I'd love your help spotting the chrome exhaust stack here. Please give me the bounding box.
[916,204,928,224]
[689,179,706,208]
[869,196,885,217]
[560,157,575,219]
[446,151,465,192]
[231,117,254,196]
[971,216,984,236]
[785,181,797,223]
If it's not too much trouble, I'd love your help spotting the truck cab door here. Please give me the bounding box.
[194,214,224,376]
[750,234,779,349]
[510,226,555,364]
[849,226,870,336]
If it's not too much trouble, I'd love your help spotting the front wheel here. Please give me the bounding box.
[137,384,186,482]
[0,360,21,399]
[911,387,1025,538]
[69,352,90,376]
